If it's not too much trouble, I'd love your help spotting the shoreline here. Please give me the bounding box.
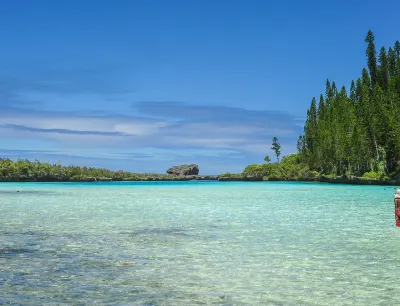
[0,175,398,186]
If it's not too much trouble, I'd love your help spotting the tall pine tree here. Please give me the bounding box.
[378,46,389,89]
[388,47,397,77]
[365,30,378,87]
[395,41,400,56]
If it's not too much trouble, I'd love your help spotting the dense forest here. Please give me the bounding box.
[298,31,400,180]
[227,31,400,183]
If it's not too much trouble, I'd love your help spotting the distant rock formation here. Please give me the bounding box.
[167,164,199,176]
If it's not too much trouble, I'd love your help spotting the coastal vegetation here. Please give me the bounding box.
[298,31,400,180]
[0,158,215,182]
[220,31,400,184]
[220,153,319,182]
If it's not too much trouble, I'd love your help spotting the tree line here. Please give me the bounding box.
[298,31,400,179]
[0,158,184,181]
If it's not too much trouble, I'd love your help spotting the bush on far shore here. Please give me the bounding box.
[0,158,174,182]
[239,154,319,181]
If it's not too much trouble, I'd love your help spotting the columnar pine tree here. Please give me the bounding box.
[350,80,356,103]
[378,47,389,90]
[395,41,400,56]
[365,30,378,87]
[271,137,281,163]
[388,47,397,77]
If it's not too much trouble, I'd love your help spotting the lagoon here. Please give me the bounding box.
[1,181,399,305]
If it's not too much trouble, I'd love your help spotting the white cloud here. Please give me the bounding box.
[0,101,302,167]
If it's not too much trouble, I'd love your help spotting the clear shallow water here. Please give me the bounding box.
[1,181,400,305]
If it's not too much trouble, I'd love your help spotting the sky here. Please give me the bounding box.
[0,0,399,174]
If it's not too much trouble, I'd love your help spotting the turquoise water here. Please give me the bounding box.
[1,181,400,305]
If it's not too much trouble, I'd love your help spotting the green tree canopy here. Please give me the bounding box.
[264,155,271,163]
[271,137,281,163]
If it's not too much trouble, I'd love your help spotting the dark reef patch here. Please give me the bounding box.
[121,228,192,238]
[0,247,38,258]
[0,190,58,196]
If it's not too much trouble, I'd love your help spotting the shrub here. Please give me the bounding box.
[362,171,379,180]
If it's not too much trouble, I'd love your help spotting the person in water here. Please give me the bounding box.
[395,189,400,227]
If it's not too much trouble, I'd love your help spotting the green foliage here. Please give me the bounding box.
[362,171,379,180]
[242,164,273,177]
[241,154,319,181]
[271,137,281,162]
[0,158,178,181]
[365,30,377,87]
[298,31,400,180]
[219,173,243,178]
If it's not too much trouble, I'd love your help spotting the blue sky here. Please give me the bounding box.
[0,0,399,174]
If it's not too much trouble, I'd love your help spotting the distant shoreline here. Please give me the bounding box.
[0,175,398,186]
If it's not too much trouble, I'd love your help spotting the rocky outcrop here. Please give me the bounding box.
[167,164,199,176]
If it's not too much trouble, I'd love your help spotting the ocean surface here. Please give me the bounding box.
[1,181,399,305]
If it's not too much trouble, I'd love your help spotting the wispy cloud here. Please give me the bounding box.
[132,101,303,153]
[0,99,302,173]
[0,124,131,137]
[134,101,302,126]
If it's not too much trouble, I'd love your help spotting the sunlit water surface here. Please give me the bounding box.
[1,181,400,305]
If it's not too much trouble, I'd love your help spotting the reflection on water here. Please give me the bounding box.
[0,182,399,305]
